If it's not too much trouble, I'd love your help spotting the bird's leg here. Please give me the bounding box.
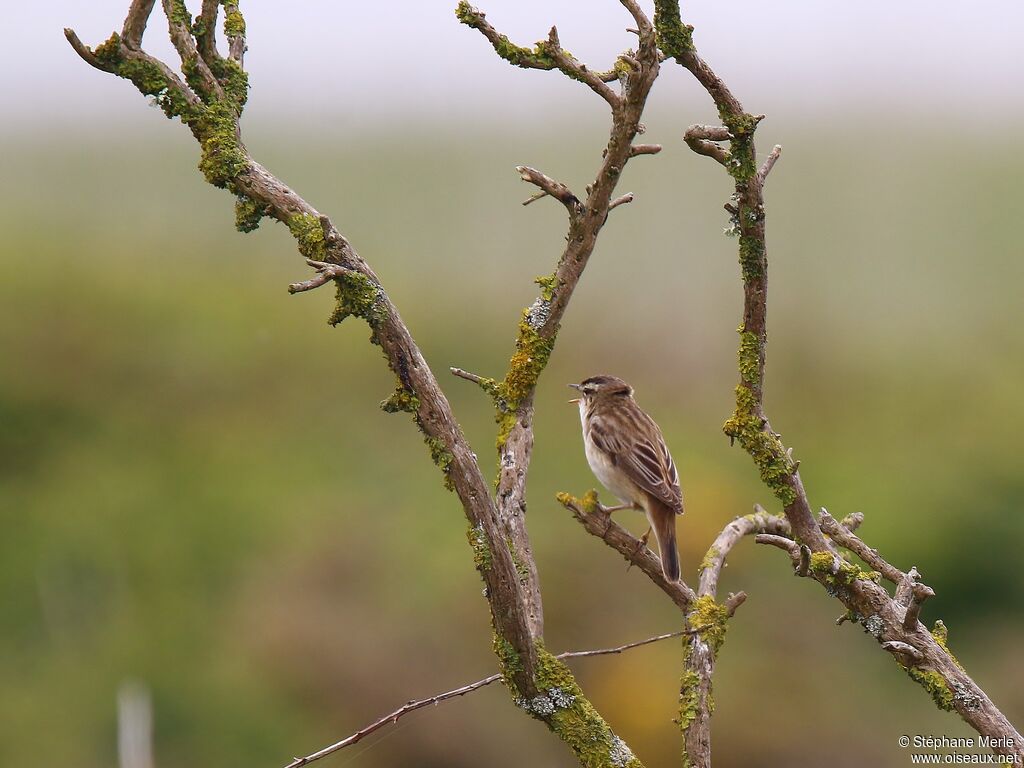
[626,526,652,571]
[597,502,635,515]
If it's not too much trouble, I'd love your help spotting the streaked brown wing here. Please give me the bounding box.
[589,407,683,513]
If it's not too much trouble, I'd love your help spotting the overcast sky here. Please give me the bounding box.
[11,1,1024,134]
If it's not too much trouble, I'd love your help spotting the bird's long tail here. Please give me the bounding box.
[647,501,680,582]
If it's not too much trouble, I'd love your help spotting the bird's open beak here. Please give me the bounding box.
[567,383,581,404]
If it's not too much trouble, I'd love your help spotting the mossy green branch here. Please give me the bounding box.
[906,666,956,712]
[380,384,420,415]
[653,0,694,58]
[688,595,729,656]
[556,490,600,516]
[677,664,700,766]
[736,326,760,387]
[931,620,965,671]
[493,309,555,452]
[535,272,558,301]
[287,213,326,260]
[424,436,455,492]
[492,632,645,766]
[234,196,265,232]
[168,0,190,26]
[697,546,719,576]
[525,648,644,768]
[223,9,246,38]
[723,385,796,507]
[96,38,249,192]
[468,524,492,573]
[455,2,558,70]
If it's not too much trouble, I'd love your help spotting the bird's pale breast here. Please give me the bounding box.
[579,402,639,505]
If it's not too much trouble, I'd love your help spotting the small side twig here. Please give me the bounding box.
[756,144,782,185]
[796,544,811,577]
[288,260,350,294]
[894,566,922,607]
[819,509,905,585]
[840,511,865,533]
[515,166,581,215]
[723,591,747,616]
[629,143,662,157]
[608,193,634,211]
[63,29,112,72]
[903,581,936,631]
[449,367,499,399]
[755,533,800,562]
[882,641,924,663]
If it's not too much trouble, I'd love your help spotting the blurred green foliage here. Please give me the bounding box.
[0,116,1022,767]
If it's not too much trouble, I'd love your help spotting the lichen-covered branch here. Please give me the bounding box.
[458,8,662,706]
[657,1,825,552]
[660,0,1022,760]
[65,0,539,743]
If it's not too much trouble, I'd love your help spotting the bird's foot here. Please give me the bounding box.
[597,502,634,515]
[626,527,652,571]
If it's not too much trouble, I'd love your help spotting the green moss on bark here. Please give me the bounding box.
[468,524,492,573]
[689,595,729,656]
[234,196,265,232]
[555,489,599,515]
[653,0,695,58]
[907,666,955,711]
[723,385,796,507]
[223,9,246,37]
[529,648,644,767]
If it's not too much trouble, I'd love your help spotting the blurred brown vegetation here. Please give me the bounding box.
[1,113,1022,767]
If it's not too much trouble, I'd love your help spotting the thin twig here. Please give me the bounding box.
[839,511,865,532]
[608,193,634,211]
[894,566,922,607]
[755,533,800,562]
[63,29,110,71]
[903,581,936,631]
[288,260,350,294]
[819,509,904,584]
[882,641,923,663]
[756,144,782,185]
[515,166,580,214]
[284,628,694,768]
[629,143,662,157]
[796,544,811,577]
[121,0,157,49]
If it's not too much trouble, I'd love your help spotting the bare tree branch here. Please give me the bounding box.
[698,504,790,596]
[515,165,581,215]
[756,144,782,185]
[819,509,904,584]
[629,143,662,157]
[557,491,697,609]
[121,0,157,49]
[608,193,635,211]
